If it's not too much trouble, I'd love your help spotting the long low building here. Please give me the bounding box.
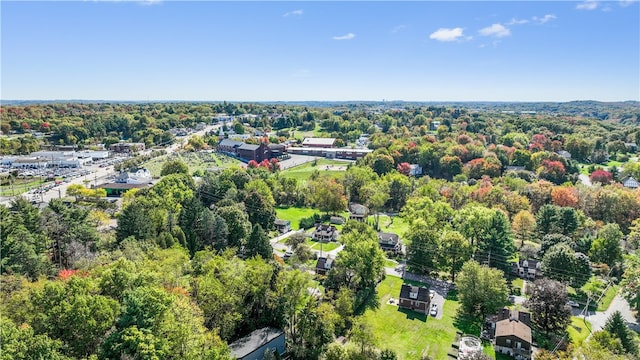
[287,146,372,160]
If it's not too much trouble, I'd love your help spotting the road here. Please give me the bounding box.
[578,173,592,186]
[578,294,639,334]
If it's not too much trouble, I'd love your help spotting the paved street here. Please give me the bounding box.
[578,294,639,333]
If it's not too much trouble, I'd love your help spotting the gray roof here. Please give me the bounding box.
[238,143,261,151]
[229,327,284,359]
[219,139,244,148]
[274,219,290,226]
[378,232,399,245]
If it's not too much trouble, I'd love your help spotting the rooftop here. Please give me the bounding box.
[229,327,284,359]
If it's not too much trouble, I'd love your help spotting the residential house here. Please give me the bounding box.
[315,257,334,275]
[398,284,430,315]
[409,164,423,176]
[429,121,441,131]
[625,142,638,153]
[330,216,345,225]
[491,309,532,360]
[274,219,291,234]
[229,327,286,360]
[378,232,401,254]
[511,259,542,280]
[98,182,151,197]
[302,137,336,148]
[312,224,338,242]
[348,203,369,222]
[623,176,639,189]
[115,169,152,185]
[556,150,572,159]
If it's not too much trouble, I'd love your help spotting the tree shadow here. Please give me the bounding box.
[396,307,428,322]
[453,311,482,336]
[353,286,380,315]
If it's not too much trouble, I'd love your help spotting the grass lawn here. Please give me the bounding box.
[280,158,351,181]
[305,239,341,252]
[375,215,410,238]
[385,259,399,268]
[568,316,592,345]
[596,285,619,312]
[275,207,319,229]
[144,151,240,177]
[362,275,460,360]
[0,178,50,196]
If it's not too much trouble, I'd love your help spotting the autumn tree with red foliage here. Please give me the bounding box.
[590,169,613,185]
[397,162,411,176]
[537,159,566,184]
[247,160,259,168]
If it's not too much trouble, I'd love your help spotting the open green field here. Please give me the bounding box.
[275,207,319,229]
[362,275,460,360]
[144,151,241,177]
[305,239,341,252]
[280,158,351,181]
[567,316,592,345]
[375,215,410,238]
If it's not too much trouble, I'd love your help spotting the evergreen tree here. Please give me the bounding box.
[246,224,272,259]
[604,311,638,355]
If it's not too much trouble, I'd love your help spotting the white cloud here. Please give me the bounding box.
[429,27,465,42]
[507,18,529,25]
[332,33,355,41]
[619,0,637,7]
[577,1,599,10]
[533,14,557,24]
[283,9,303,17]
[479,23,511,38]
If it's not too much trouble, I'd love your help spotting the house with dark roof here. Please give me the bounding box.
[274,219,291,233]
[490,309,532,360]
[511,259,542,280]
[229,327,285,360]
[398,284,431,314]
[315,256,334,275]
[312,224,338,242]
[378,232,401,254]
[348,203,369,222]
[556,150,572,159]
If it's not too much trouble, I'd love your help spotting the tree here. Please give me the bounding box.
[542,243,591,288]
[245,224,272,260]
[551,186,579,208]
[308,178,347,214]
[590,223,623,267]
[590,169,613,185]
[620,255,640,320]
[360,180,390,230]
[591,330,625,355]
[512,210,536,249]
[527,278,571,336]
[243,190,276,230]
[397,162,411,176]
[406,224,440,274]
[438,230,472,282]
[0,318,70,360]
[604,311,638,355]
[216,204,251,249]
[160,159,189,176]
[456,260,509,319]
[477,210,515,273]
[371,153,395,176]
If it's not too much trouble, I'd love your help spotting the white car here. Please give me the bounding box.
[430,303,438,316]
[283,250,294,259]
[567,300,580,308]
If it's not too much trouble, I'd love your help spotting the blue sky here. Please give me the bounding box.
[2,1,639,102]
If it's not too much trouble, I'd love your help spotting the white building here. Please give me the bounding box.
[115,168,152,185]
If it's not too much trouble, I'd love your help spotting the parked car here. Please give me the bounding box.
[430,303,438,316]
[283,250,294,259]
[429,290,435,300]
[567,300,579,307]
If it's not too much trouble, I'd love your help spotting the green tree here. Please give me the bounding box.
[216,204,251,248]
[604,311,638,355]
[160,159,189,176]
[590,224,623,267]
[309,178,347,214]
[620,255,640,320]
[512,210,536,249]
[360,179,390,230]
[406,224,440,274]
[439,230,473,282]
[527,278,571,336]
[542,243,591,288]
[477,210,515,273]
[0,318,70,360]
[343,166,378,203]
[245,224,272,260]
[456,260,509,319]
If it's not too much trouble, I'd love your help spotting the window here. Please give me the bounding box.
[506,339,511,345]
